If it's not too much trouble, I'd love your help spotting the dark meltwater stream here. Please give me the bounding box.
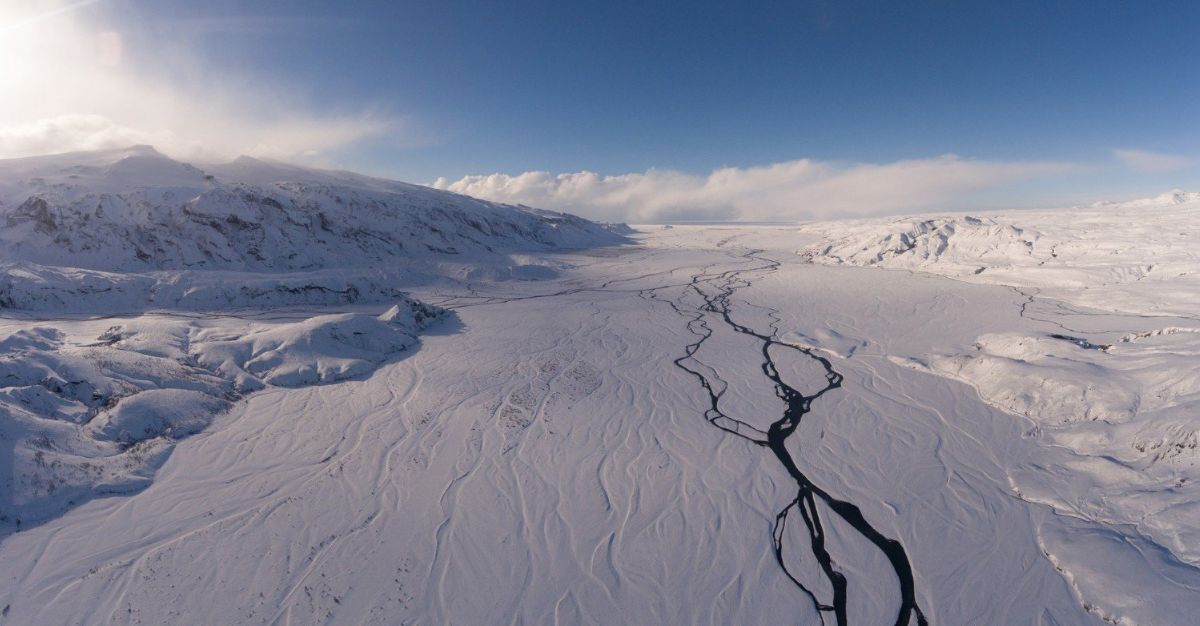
[643,249,927,626]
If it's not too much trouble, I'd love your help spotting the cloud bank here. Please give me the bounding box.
[1113,149,1193,174]
[0,1,394,162]
[433,156,1074,223]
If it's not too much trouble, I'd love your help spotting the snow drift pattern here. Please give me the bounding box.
[0,299,447,530]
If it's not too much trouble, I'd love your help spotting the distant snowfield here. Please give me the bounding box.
[1,152,1197,624]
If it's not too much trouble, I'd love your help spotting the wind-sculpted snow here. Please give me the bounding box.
[0,298,446,534]
[802,193,1200,623]
[192,300,446,389]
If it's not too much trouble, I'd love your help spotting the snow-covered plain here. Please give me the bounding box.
[1,150,1197,625]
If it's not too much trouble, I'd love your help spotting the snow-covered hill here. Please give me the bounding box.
[0,146,627,312]
[799,190,1200,317]
[0,299,446,531]
[0,145,624,273]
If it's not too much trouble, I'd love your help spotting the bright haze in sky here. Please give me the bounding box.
[1,0,1197,222]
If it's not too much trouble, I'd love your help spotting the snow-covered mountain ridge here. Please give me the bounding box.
[0,145,625,273]
[0,146,628,313]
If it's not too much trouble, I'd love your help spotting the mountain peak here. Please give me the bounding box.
[122,144,162,155]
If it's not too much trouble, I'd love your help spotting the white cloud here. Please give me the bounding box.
[0,1,396,162]
[0,115,165,156]
[1113,149,1193,174]
[433,156,1074,223]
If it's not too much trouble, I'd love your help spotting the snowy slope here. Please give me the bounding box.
[801,194,1200,623]
[0,298,448,533]
[799,190,1200,317]
[0,146,627,312]
[0,145,624,273]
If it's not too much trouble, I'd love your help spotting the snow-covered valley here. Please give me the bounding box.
[0,147,624,542]
[1,150,1198,624]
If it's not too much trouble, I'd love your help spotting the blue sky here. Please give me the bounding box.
[1,0,1197,220]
